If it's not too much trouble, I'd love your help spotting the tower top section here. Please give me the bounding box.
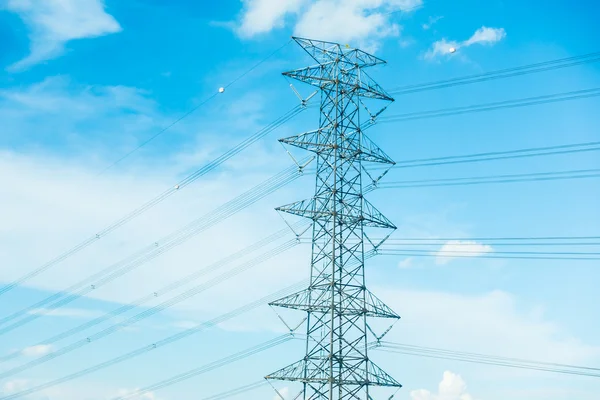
[291,36,387,68]
[283,37,395,102]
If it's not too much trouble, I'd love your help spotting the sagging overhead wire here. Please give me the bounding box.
[98,39,293,176]
[0,104,307,299]
[378,250,600,261]
[389,51,600,95]
[111,335,296,400]
[377,87,600,124]
[0,223,308,365]
[379,235,600,242]
[192,381,267,400]
[384,140,600,170]
[372,341,600,378]
[0,254,380,398]
[374,168,600,189]
[5,54,596,299]
[0,240,303,379]
[0,282,308,400]
[0,161,310,335]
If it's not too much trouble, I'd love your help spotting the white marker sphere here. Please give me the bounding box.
[218,87,225,93]
[449,47,457,53]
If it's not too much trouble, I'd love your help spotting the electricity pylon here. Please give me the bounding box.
[266,37,401,400]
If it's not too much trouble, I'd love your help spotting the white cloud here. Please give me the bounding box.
[236,0,423,50]
[3,0,122,71]
[375,287,600,370]
[21,344,53,357]
[2,379,30,394]
[237,0,306,37]
[464,27,507,46]
[398,257,413,268]
[411,371,475,400]
[435,240,493,265]
[422,15,443,30]
[424,26,506,60]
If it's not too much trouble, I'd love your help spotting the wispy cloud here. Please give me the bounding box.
[3,0,121,71]
[425,26,506,60]
[435,240,493,265]
[21,344,54,357]
[422,15,443,30]
[398,257,413,269]
[1,379,29,395]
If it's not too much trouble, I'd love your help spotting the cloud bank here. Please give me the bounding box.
[3,0,121,71]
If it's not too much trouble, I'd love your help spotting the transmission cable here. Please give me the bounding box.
[0,281,308,400]
[378,250,600,261]
[111,335,296,400]
[378,87,600,123]
[305,140,600,175]
[0,223,308,364]
[98,39,293,175]
[0,254,383,398]
[0,104,307,299]
[375,168,600,189]
[0,240,307,379]
[381,141,600,170]
[372,342,600,378]
[193,381,267,400]
[372,235,600,241]
[0,161,309,335]
[389,51,600,95]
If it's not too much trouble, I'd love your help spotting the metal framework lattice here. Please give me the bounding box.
[266,37,401,400]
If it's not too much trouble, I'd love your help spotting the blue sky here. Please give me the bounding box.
[0,0,599,399]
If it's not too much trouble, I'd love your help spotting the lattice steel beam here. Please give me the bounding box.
[266,37,401,400]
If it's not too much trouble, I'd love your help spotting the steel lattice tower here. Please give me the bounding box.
[266,38,401,400]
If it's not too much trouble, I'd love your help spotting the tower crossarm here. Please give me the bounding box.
[283,66,394,101]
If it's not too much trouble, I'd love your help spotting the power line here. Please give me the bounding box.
[194,381,267,400]
[376,168,600,189]
[378,241,600,247]
[378,87,600,123]
[372,342,600,378]
[373,236,600,241]
[0,253,380,399]
[384,141,600,170]
[0,162,309,334]
[389,51,600,95]
[0,241,303,379]
[0,282,308,400]
[378,249,600,256]
[377,341,600,372]
[97,39,292,175]
[111,336,295,400]
[0,105,307,299]
[0,223,308,364]
[378,250,600,261]
[307,140,600,174]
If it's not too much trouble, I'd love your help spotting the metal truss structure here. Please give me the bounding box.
[266,37,401,400]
